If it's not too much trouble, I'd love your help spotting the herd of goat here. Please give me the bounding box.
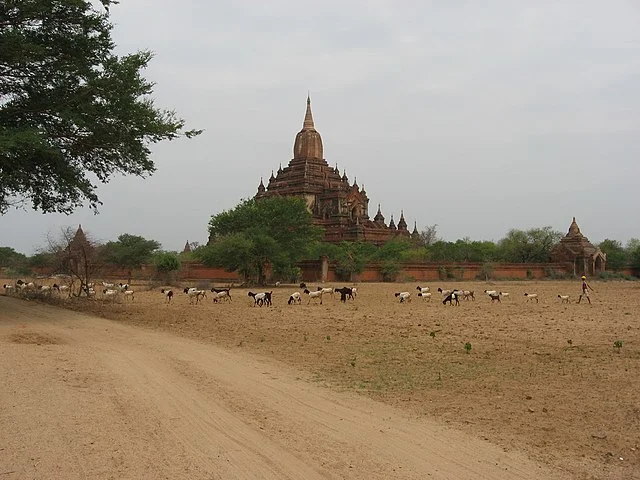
[3,279,575,306]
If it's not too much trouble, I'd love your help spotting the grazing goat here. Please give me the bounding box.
[211,287,231,300]
[499,292,510,299]
[418,292,432,301]
[161,289,174,303]
[558,294,570,304]
[119,283,130,292]
[303,288,323,304]
[443,291,460,306]
[416,286,430,294]
[437,288,453,296]
[316,286,334,299]
[524,293,539,303]
[103,288,119,300]
[123,290,135,301]
[461,290,475,301]
[211,289,231,303]
[288,292,302,305]
[484,290,498,296]
[488,292,501,303]
[299,282,307,289]
[395,292,411,303]
[3,284,14,294]
[334,287,353,303]
[184,287,207,304]
[248,291,272,307]
[350,287,357,298]
[102,281,115,288]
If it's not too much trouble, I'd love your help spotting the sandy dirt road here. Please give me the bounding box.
[0,296,563,479]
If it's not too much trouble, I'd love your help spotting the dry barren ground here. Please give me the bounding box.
[1,279,639,479]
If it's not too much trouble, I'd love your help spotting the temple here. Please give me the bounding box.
[255,96,412,245]
[550,217,606,276]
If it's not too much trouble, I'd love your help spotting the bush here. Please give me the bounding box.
[598,271,636,281]
[380,260,401,282]
[477,263,495,281]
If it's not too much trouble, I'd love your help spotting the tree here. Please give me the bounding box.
[44,226,103,296]
[200,197,323,284]
[498,227,562,263]
[416,224,439,247]
[598,239,627,272]
[0,246,26,268]
[153,251,180,282]
[0,0,201,214]
[102,234,160,283]
[627,239,640,271]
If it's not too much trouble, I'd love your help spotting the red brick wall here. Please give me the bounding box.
[300,261,571,283]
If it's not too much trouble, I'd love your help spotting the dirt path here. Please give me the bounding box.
[0,296,563,479]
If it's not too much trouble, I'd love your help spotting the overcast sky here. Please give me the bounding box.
[2,1,639,254]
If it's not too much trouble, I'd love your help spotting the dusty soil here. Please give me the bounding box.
[1,279,639,479]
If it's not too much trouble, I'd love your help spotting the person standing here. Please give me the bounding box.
[578,275,595,304]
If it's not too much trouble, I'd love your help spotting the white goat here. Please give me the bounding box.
[123,290,135,301]
[304,288,323,304]
[499,292,510,299]
[212,290,231,303]
[288,292,301,305]
[484,289,498,296]
[161,289,174,303]
[418,292,432,301]
[395,291,411,303]
[524,293,539,303]
[558,294,570,304]
[316,287,334,299]
[103,288,119,300]
[437,288,452,296]
[184,287,206,304]
[416,286,430,294]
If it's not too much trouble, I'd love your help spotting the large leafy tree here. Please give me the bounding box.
[598,239,627,272]
[198,197,323,284]
[498,227,562,263]
[0,0,200,214]
[102,233,160,283]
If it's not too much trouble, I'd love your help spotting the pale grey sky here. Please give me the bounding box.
[2,0,639,254]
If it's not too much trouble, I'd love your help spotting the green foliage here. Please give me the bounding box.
[27,251,57,269]
[202,197,323,283]
[598,239,627,271]
[102,234,160,280]
[477,262,495,280]
[498,227,562,263]
[153,251,180,273]
[379,260,401,282]
[0,0,201,214]
[464,342,472,354]
[0,246,27,269]
[627,239,640,270]
[613,340,623,352]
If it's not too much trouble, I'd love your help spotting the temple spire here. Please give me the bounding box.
[303,93,315,129]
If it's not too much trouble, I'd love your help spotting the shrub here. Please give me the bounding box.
[380,260,401,282]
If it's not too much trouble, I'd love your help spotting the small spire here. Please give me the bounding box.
[353,176,358,188]
[303,93,315,129]
[342,170,348,182]
[374,204,385,224]
[389,215,397,230]
[183,241,192,253]
[269,170,275,181]
[412,221,418,235]
[277,163,283,174]
[398,210,408,230]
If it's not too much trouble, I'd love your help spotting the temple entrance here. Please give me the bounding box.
[595,255,604,274]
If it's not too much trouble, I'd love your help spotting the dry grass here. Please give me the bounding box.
[3,278,640,479]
